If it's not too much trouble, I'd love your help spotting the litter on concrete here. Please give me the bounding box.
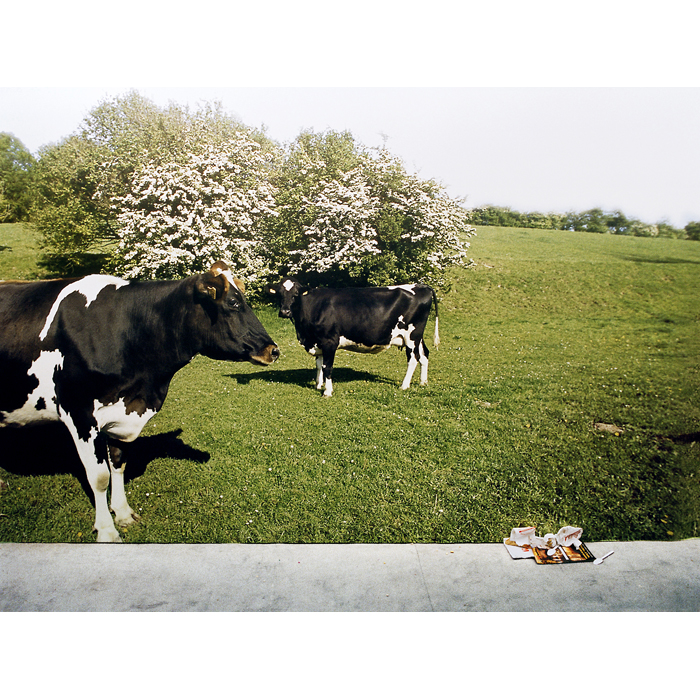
[503,525,598,564]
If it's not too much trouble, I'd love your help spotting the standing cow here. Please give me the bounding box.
[0,261,279,542]
[270,277,439,397]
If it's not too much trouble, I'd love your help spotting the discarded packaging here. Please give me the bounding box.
[529,533,558,550]
[555,525,583,550]
[504,525,596,564]
[531,542,595,565]
[509,526,536,546]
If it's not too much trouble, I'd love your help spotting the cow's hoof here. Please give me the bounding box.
[95,527,122,543]
[114,510,140,527]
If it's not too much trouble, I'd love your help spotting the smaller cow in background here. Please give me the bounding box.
[270,278,439,397]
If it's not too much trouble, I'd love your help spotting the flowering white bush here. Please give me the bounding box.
[280,138,475,287]
[107,124,474,293]
[371,148,474,271]
[287,166,382,274]
[628,220,659,237]
[110,131,278,282]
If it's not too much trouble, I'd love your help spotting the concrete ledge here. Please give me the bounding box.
[2,540,699,612]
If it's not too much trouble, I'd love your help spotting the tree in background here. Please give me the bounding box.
[31,135,111,274]
[685,222,700,241]
[110,131,279,285]
[473,204,689,239]
[266,130,364,285]
[31,91,273,275]
[30,94,474,291]
[270,130,475,289]
[0,132,35,223]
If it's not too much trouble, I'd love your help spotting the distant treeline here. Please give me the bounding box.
[471,206,700,241]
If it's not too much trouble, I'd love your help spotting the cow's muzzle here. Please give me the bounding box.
[250,344,280,365]
[278,309,293,319]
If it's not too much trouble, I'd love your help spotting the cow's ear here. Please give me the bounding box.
[196,271,229,302]
[205,261,243,296]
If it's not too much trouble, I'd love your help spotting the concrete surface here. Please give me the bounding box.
[2,539,699,612]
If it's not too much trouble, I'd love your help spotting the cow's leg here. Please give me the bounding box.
[401,346,420,390]
[73,432,122,542]
[58,408,121,541]
[318,343,338,397]
[418,339,430,386]
[315,354,324,391]
[108,441,140,528]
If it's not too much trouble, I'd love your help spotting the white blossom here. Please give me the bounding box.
[108,128,475,292]
[283,144,475,284]
[110,130,278,283]
[288,168,382,274]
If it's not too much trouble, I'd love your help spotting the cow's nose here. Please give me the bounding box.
[279,309,292,319]
[271,345,280,360]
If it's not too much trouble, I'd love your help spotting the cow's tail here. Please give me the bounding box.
[431,287,440,348]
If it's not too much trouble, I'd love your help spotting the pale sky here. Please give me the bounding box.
[2,3,699,228]
[3,87,699,228]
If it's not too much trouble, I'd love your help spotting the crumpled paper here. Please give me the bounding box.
[530,526,582,551]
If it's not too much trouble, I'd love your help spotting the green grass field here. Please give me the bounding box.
[0,223,44,280]
[1,223,699,543]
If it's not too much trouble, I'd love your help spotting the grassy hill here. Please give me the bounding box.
[0,223,45,280]
[1,223,699,543]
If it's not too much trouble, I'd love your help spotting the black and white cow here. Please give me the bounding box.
[0,261,279,542]
[270,277,439,397]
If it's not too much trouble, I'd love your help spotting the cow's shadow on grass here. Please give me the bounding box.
[617,254,700,265]
[662,431,700,444]
[227,366,393,388]
[0,424,209,505]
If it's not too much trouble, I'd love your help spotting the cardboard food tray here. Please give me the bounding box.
[531,542,595,564]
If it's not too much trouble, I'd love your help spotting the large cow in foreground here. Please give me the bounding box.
[270,277,439,397]
[0,262,279,542]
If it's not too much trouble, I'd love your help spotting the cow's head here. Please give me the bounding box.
[269,277,306,319]
[194,261,279,365]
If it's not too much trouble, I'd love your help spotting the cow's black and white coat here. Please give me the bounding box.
[271,278,439,397]
[0,262,278,542]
